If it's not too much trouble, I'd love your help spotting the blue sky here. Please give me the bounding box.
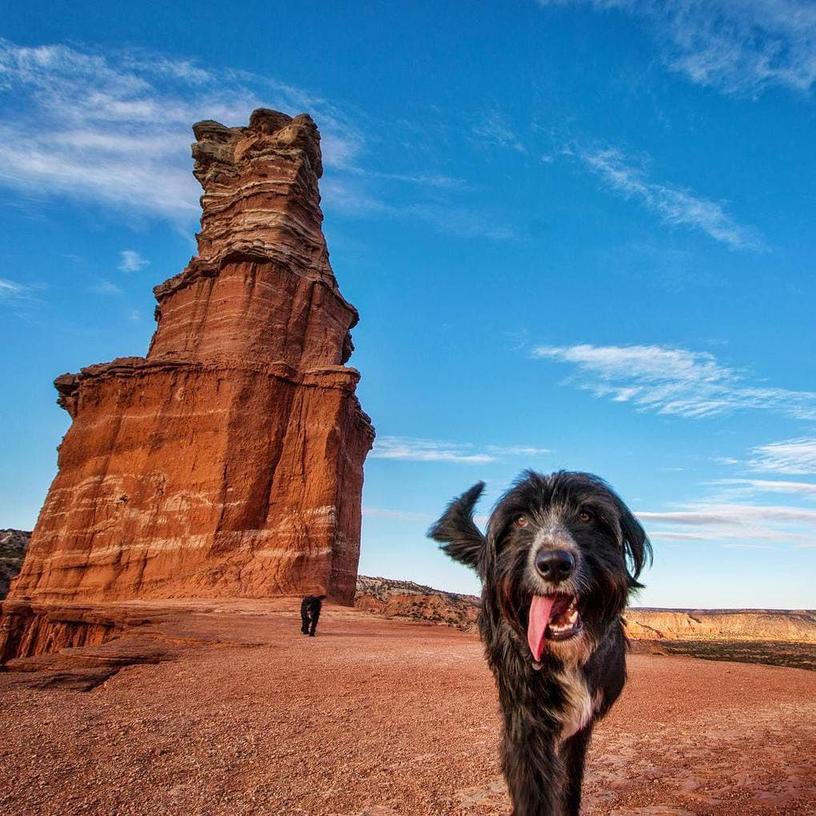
[1,1,814,608]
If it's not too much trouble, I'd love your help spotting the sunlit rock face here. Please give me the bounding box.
[1,110,374,659]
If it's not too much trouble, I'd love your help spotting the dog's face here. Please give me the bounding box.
[429,471,650,664]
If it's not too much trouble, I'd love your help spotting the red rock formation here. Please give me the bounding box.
[1,110,373,660]
[355,575,480,631]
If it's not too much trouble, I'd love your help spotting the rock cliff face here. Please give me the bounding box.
[625,608,816,643]
[1,110,374,661]
[355,575,480,630]
[0,530,30,599]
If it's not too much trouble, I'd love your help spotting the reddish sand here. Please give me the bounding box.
[1,601,814,815]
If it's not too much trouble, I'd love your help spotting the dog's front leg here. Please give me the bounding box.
[502,726,562,816]
[560,725,593,815]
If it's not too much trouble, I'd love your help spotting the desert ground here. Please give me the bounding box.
[1,601,814,816]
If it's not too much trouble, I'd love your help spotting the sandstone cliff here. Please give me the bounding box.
[2,110,374,661]
[625,608,816,644]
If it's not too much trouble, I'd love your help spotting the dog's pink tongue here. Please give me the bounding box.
[527,595,556,662]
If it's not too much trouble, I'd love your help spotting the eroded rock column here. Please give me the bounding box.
[1,109,374,660]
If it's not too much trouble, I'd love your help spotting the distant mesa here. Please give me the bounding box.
[355,575,480,631]
[354,575,816,670]
[1,110,374,662]
[0,530,30,600]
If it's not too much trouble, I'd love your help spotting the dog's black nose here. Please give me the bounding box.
[534,549,575,582]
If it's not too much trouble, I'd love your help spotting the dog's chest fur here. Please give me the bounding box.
[553,667,597,741]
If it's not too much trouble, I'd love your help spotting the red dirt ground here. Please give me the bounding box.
[1,600,814,815]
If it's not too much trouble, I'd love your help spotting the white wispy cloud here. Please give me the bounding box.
[0,277,30,299]
[0,40,365,219]
[318,177,393,218]
[639,504,816,525]
[639,501,816,546]
[713,479,816,497]
[578,147,761,249]
[405,203,517,241]
[371,436,496,464]
[0,276,41,315]
[486,445,550,457]
[363,490,816,548]
[346,166,467,190]
[370,436,549,465]
[713,456,740,466]
[472,112,527,153]
[118,249,149,273]
[319,179,516,240]
[538,0,816,95]
[749,438,816,475]
[89,279,124,296]
[0,40,506,240]
[532,343,816,420]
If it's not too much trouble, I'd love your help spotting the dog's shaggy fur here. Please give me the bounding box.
[429,470,651,816]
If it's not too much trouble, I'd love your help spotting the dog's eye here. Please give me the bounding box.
[513,514,529,528]
[578,508,594,523]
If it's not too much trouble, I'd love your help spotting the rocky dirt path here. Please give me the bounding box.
[1,601,813,815]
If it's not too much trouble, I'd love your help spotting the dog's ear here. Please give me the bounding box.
[615,497,653,588]
[428,482,487,575]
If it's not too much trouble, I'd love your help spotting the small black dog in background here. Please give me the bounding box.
[300,594,325,636]
[429,471,651,816]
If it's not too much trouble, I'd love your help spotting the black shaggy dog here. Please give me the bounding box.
[429,470,651,816]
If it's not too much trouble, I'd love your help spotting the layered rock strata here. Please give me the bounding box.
[355,575,480,631]
[2,110,374,660]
